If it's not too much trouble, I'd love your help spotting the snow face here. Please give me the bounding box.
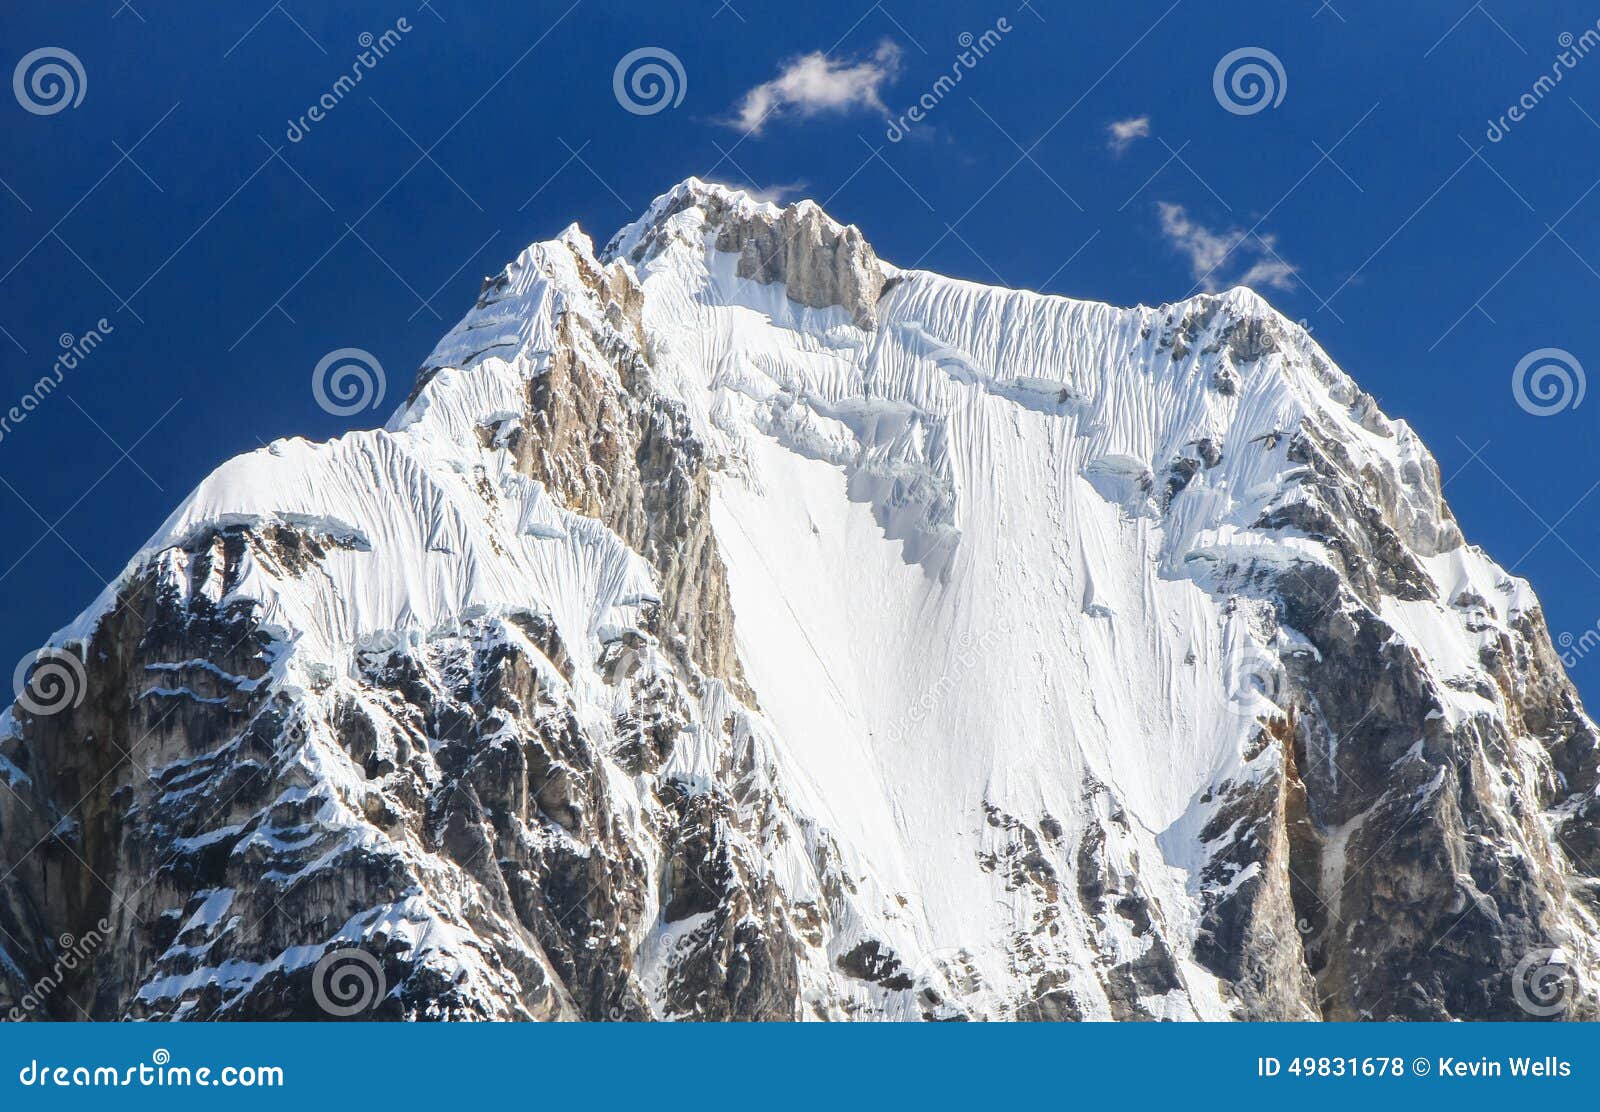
[603,181,1587,1016]
[610,193,1281,1013]
[62,232,660,704]
[16,177,1594,1021]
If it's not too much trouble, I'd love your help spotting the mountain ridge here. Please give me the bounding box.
[3,177,1596,1021]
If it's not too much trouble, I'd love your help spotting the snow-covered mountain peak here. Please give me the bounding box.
[4,181,1597,1023]
[602,177,889,329]
[605,176,819,260]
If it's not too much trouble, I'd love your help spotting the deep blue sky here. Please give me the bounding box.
[2,1,1598,702]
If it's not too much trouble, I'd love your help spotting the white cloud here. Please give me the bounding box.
[1157,203,1297,293]
[1235,252,1297,292]
[702,177,808,205]
[730,40,903,135]
[1105,116,1150,155]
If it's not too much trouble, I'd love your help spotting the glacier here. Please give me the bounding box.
[1,178,1596,1021]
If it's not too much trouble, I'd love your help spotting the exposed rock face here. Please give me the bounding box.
[1179,325,1600,1019]
[3,178,1597,1021]
[487,247,750,698]
[606,180,889,329]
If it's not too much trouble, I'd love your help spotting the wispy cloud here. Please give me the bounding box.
[703,177,808,205]
[1105,116,1150,155]
[729,40,903,135]
[1156,203,1296,293]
